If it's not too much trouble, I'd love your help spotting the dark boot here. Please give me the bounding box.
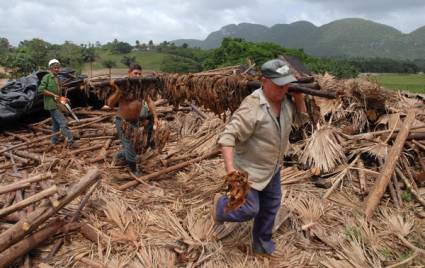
[128,161,141,177]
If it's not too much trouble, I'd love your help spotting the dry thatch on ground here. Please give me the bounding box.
[0,73,425,267]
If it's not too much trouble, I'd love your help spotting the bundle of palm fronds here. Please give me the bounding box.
[299,124,347,173]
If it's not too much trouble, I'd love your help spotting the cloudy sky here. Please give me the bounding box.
[1,0,424,45]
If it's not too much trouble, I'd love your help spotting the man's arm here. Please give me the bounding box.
[106,82,122,107]
[146,96,159,128]
[221,146,236,173]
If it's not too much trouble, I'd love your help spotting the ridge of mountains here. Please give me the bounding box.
[172,18,425,60]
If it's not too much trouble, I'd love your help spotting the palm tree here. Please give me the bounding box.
[82,46,97,78]
[102,59,116,78]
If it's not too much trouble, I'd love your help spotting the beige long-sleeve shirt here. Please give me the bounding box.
[218,88,304,191]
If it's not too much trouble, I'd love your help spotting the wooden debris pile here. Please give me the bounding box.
[0,73,424,267]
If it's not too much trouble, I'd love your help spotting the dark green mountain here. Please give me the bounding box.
[172,18,425,60]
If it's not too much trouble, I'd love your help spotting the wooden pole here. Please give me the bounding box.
[0,132,60,155]
[0,173,53,195]
[0,221,80,268]
[364,109,416,218]
[0,168,100,252]
[46,181,100,259]
[118,150,220,191]
[90,139,113,163]
[0,185,57,217]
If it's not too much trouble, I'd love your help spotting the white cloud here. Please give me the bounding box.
[0,0,423,45]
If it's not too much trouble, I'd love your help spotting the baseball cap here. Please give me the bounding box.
[261,59,296,86]
[48,59,60,67]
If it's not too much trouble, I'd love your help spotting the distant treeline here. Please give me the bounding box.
[341,58,425,74]
[0,36,424,79]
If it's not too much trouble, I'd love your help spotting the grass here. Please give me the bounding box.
[82,50,168,72]
[373,73,425,93]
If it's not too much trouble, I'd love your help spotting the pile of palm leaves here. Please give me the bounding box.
[0,73,424,267]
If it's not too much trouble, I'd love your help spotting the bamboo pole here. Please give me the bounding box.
[118,150,220,191]
[0,221,80,268]
[0,185,57,217]
[70,144,103,155]
[90,139,113,163]
[412,139,425,151]
[46,181,100,259]
[0,173,53,195]
[0,168,100,252]
[365,109,416,218]
[349,125,425,140]
[38,180,60,208]
[3,152,30,165]
[12,150,52,163]
[0,132,60,155]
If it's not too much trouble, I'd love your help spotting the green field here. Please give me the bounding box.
[82,50,168,72]
[374,73,425,93]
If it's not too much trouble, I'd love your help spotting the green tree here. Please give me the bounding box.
[18,38,51,69]
[109,39,132,54]
[102,59,116,77]
[202,37,359,78]
[49,41,84,71]
[121,55,137,67]
[160,55,202,73]
[148,40,154,50]
[3,51,36,76]
[81,46,97,77]
[0,37,11,55]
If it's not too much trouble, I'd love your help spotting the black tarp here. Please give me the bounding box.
[0,69,87,125]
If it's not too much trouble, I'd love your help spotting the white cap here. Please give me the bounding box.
[48,59,60,67]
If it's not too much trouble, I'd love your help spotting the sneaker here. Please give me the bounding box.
[212,193,224,225]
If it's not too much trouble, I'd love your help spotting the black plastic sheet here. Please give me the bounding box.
[0,69,87,124]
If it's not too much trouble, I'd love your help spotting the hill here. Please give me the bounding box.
[172,18,425,60]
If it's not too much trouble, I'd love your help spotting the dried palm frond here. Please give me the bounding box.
[322,155,359,199]
[292,197,325,226]
[381,211,425,255]
[102,198,132,231]
[312,96,344,118]
[348,138,389,162]
[185,207,214,242]
[300,125,347,173]
[338,237,382,268]
[280,167,311,185]
[136,246,176,268]
[385,214,414,237]
[321,258,355,268]
[349,103,369,132]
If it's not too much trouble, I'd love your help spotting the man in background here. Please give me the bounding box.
[107,63,159,176]
[38,59,78,148]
